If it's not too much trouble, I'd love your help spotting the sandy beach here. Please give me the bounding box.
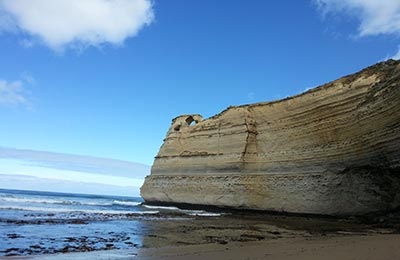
[131,234,400,260]
[4,233,399,260]
[3,207,400,260]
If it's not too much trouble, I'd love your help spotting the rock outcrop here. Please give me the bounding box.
[141,60,400,216]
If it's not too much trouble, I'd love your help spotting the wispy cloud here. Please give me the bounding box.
[0,79,29,107]
[21,71,36,85]
[313,0,400,60]
[0,174,141,196]
[0,147,150,179]
[314,0,400,37]
[0,74,35,108]
[0,0,154,52]
[0,147,151,196]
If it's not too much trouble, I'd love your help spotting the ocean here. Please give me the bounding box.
[0,188,222,256]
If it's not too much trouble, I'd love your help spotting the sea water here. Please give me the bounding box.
[0,188,221,256]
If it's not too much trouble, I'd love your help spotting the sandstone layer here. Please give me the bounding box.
[141,60,400,216]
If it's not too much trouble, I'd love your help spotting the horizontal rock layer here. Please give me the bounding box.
[141,60,400,215]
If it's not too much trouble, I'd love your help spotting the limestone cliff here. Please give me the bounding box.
[141,60,400,216]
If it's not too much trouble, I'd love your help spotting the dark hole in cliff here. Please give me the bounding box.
[186,116,197,126]
[174,125,181,131]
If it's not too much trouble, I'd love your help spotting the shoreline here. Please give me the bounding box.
[2,208,400,258]
[4,233,400,260]
[2,189,400,259]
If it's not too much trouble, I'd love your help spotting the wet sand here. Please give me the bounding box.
[4,234,400,260]
[2,209,400,259]
[131,234,400,260]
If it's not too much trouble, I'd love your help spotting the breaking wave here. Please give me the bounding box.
[0,205,159,215]
[0,197,141,207]
[142,204,222,217]
[112,200,141,206]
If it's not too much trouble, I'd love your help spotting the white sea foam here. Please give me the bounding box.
[142,204,222,217]
[0,205,159,215]
[113,200,141,206]
[0,197,141,207]
[188,212,222,217]
[0,197,68,205]
[142,205,181,210]
[79,201,113,206]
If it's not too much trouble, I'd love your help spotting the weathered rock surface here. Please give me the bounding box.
[141,60,400,216]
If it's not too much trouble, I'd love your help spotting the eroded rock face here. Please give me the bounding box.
[141,60,400,216]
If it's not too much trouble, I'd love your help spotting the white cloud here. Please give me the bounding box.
[0,158,145,188]
[0,0,154,51]
[314,0,400,37]
[0,173,141,196]
[0,147,151,195]
[0,74,35,108]
[0,79,28,107]
[0,147,150,179]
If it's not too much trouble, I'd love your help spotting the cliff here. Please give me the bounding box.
[141,60,400,216]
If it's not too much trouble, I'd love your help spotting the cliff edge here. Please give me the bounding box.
[141,60,400,216]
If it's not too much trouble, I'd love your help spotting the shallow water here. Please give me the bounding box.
[0,188,221,256]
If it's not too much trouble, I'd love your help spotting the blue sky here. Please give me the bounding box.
[0,0,399,195]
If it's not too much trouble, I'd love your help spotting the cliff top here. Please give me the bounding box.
[205,59,400,121]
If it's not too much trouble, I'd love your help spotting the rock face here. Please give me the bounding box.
[141,60,400,216]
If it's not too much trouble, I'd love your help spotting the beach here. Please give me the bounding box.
[135,234,400,260]
[2,189,400,259]
[4,234,400,260]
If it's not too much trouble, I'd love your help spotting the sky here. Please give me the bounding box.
[0,147,149,196]
[0,0,399,195]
